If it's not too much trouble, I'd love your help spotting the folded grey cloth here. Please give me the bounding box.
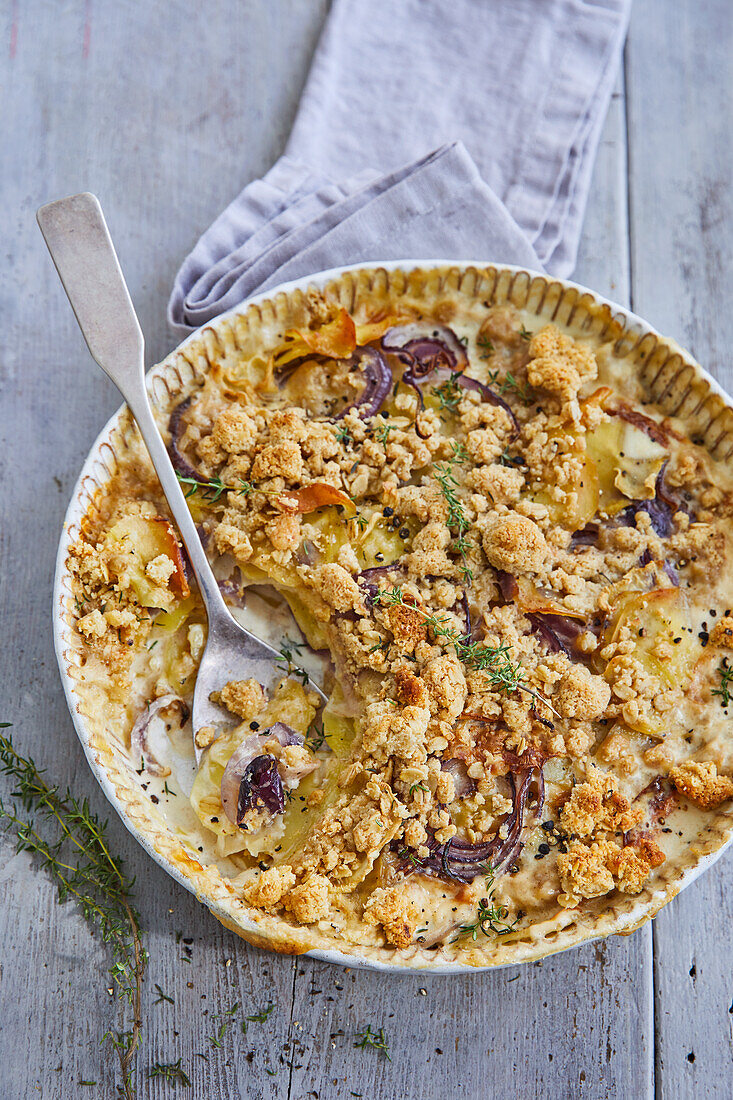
[169,0,631,334]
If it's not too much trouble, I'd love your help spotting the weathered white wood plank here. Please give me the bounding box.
[11,1,732,1096]
[626,2,733,1097]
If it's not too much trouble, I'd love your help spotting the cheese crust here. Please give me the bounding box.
[60,265,733,968]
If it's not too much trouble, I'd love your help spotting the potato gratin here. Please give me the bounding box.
[66,272,733,964]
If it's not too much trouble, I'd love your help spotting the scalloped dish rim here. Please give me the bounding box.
[53,259,733,974]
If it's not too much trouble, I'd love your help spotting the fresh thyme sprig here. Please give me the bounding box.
[486,369,531,403]
[454,874,518,941]
[433,457,473,583]
[371,586,557,713]
[0,727,145,1100]
[242,1002,276,1034]
[354,1024,391,1060]
[176,472,255,503]
[432,372,464,412]
[409,780,430,798]
[148,1059,191,1086]
[374,421,396,446]
[450,440,469,465]
[306,720,326,753]
[335,424,352,445]
[275,637,310,686]
[372,586,521,682]
[712,660,733,707]
[477,333,495,358]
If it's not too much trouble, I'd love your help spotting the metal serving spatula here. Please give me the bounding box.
[38,192,326,762]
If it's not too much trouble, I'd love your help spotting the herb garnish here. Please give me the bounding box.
[371,586,555,709]
[432,372,464,412]
[176,472,259,503]
[306,721,326,753]
[275,637,310,686]
[454,874,518,940]
[335,424,352,445]
[433,457,473,583]
[409,781,430,797]
[242,1002,275,1035]
[176,474,228,503]
[374,421,396,446]
[0,727,144,1100]
[477,333,495,357]
[153,983,174,1005]
[486,369,531,403]
[712,660,733,707]
[148,1059,191,1086]
[354,1025,391,1060]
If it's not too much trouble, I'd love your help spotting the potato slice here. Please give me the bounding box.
[600,588,698,733]
[322,683,357,757]
[512,575,586,617]
[355,514,414,569]
[105,514,189,608]
[586,418,667,516]
[533,428,599,532]
[155,593,198,633]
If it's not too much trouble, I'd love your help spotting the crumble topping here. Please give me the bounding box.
[67,292,733,956]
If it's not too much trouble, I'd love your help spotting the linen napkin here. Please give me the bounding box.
[169,0,631,335]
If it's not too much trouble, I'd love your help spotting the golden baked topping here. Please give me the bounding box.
[67,287,733,963]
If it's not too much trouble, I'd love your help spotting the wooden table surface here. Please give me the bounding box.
[2,2,732,1097]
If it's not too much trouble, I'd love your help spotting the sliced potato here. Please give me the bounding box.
[600,587,698,732]
[355,514,414,569]
[155,593,198,633]
[586,418,667,515]
[322,683,357,757]
[533,428,599,532]
[512,575,587,617]
[105,514,189,607]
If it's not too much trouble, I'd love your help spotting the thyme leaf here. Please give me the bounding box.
[354,1024,391,1060]
[148,1058,191,1086]
[454,873,518,940]
[712,660,733,707]
[433,458,473,582]
[275,638,310,686]
[432,372,464,412]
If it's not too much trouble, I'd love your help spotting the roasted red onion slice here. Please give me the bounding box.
[382,324,519,433]
[217,568,246,607]
[571,523,601,547]
[440,757,475,800]
[619,497,674,538]
[131,695,189,777]
[496,570,519,602]
[662,560,680,586]
[220,723,308,827]
[236,756,284,821]
[358,563,406,606]
[382,324,468,374]
[460,591,474,639]
[527,612,590,657]
[398,756,545,883]
[334,347,393,421]
[167,396,208,482]
[613,403,669,447]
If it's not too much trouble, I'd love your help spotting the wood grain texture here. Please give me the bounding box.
[0,1,729,1097]
[626,2,733,1098]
